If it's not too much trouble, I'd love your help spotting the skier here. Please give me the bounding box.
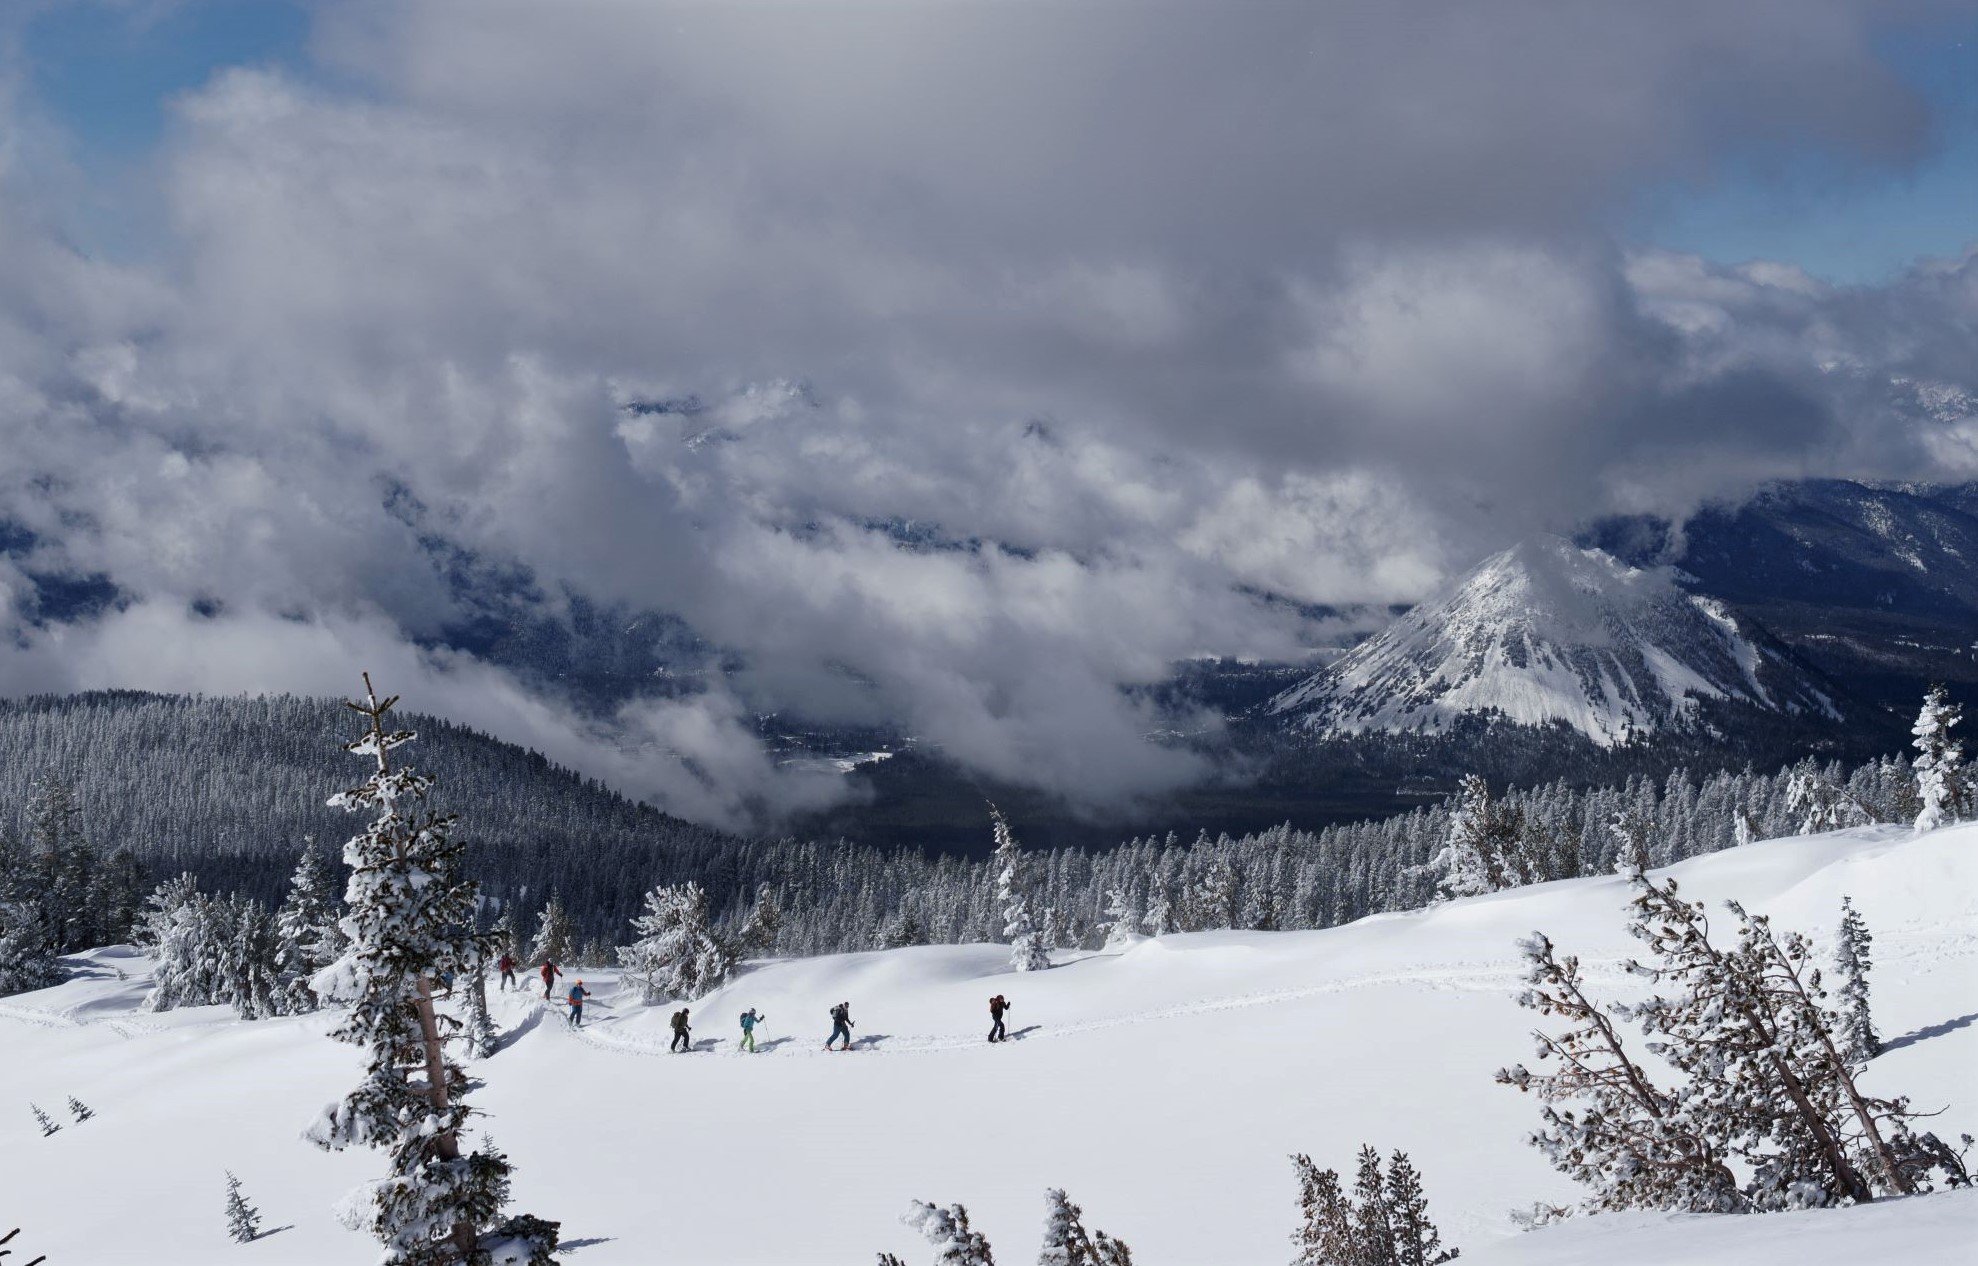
[987,994,1010,1043]
[670,1006,693,1053]
[540,959,562,999]
[497,952,517,991]
[739,1007,764,1053]
[566,980,592,1028]
[826,1000,854,1051]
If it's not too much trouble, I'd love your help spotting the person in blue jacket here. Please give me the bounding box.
[566,980,592,1028]
[825,1000,854,1051]
[738,1007,765,1053]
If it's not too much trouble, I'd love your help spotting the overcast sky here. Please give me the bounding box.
[2,1,1976,829]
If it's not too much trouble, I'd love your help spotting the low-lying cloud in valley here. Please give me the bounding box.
[1,0,1975,830]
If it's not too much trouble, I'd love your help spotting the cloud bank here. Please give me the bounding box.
[1,1,1975,829]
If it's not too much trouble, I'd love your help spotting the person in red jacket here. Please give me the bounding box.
[539,959,562,999]
[498,953,517,991]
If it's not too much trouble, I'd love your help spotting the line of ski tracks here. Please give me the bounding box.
[549,961,1560,1062]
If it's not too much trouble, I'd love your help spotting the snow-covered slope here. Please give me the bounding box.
[1268,535,1838,745]
[3,824,1975,1264]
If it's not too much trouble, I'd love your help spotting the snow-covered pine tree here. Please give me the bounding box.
[1039,1187,1134,1266]
[275,840,344,1015]
[527,895,574,967]
[304,674,530,1263]
[1834,896,1880,1061]
[898,1200,996,1266]
[991,806,1050,972]
[0,896,63,996]
[1784,762,1874,835]
[1291,1154,1357,1266]
[1431,774,1516,898]
[144,879,231,1013]
[1383,1150,1456,1266]
[1912,683,1968,833]
[737,882,783,957]
[1290,1148,1458,1266]
[30,1102,59,1136]
[1496,931,1741,1214]
[881,908,929,949]
[66,1096,93,1123]
[1609,810,1652,877]
[617,881,733,1004]
[1140,892,1172,938]
[225,1170,262,1243]
[224,897,284,1020]
[1101,889,1141,949]
[490,905,523,966]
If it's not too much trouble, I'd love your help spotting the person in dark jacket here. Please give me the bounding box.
[988,994,1011,1043]
[540,960,562,999]
[825,1001,854,1051]
[497,953,517,991]
[566,980,592,1028]
[670,1007,693,1052]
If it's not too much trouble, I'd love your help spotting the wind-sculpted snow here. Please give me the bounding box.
[1269,535,1839,745]
[0,823,1973,1262]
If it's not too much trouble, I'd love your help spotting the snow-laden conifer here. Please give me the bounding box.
[1291,1148,1457,1265]
[275,840,344,1014]
[1834,896,1879,1061]
[736,882,783,957]
[225,1171,262,1243]
[1039,1187,1134,1265]
[618,880,733,1004]
[144,878,231,1013]
[1430,774,1543,898]
[881,908,930,949]
[1785,762,1875,835]
[1101,890,1141,949]
[30,1102,59,1136]
[1608,810,1652,877]
[527,896,575,967]
[464,940,500,1059]
[66,1095,93,1123]
[898,1200,995,1266]
[991,806,1050,972]
[0,898,63,996]
[304,674,533,1263]
[1912,683,1968,833]
[224,897,284,1020]
[1496,931,1741,1214]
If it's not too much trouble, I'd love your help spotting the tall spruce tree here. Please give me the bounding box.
[1039,1187,1135,1266]
[274,840,343,1014]
[1834,896,1880,1061]
[304,675,534,1263]
[991,806,1050,972]
[1912,684,1967,833]
[527,896,575,967]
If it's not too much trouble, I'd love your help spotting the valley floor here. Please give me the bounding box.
[2,824,1975,1263]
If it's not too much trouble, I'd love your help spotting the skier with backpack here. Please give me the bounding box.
[566,980,592,1028]
[825,1000,854,1051]
[498,952,517,991]
[988,994,1011,1043]
[670,1006,693,1053]
[540,959,563,999]
[738,1007,765,1053]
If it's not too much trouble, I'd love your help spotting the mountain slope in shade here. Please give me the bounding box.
[1267,535,1839,745]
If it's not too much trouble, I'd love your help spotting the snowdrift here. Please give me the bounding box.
[2,823,1974,1263]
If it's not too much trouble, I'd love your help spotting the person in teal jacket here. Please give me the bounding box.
[566,980,592,1028]
[738,1007,765,1053]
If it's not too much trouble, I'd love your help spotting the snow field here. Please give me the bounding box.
[1,823,1973,1263]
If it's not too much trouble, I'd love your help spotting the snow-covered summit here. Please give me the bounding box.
[1267,535,1837,745]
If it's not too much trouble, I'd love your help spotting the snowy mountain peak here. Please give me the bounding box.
[1267,534,1838,745]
